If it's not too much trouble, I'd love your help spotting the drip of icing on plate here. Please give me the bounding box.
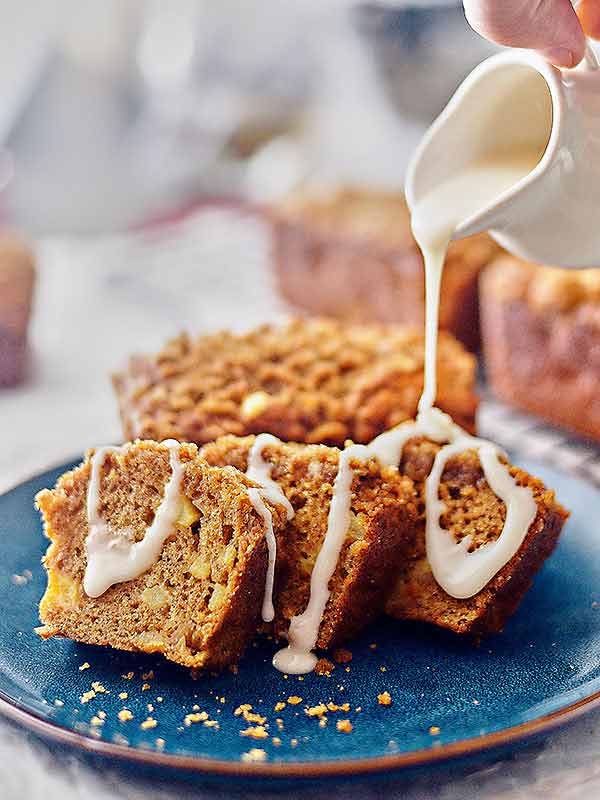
[84,440,184,597]
[245,433,295,623]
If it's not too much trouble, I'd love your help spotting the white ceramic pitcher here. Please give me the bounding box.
[405,45,600,267]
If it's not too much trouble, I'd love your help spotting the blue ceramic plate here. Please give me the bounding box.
[1,457,599,781]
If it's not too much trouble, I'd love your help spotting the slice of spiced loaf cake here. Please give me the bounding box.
[200,435,418,649]
[386,437,569,636]
[36,440,289,670]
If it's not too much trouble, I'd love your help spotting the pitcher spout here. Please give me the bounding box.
[405,51,556,243]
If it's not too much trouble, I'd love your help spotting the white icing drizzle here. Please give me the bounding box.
[418,246,444,417]
[274,404,537,673]
[412,151,545,419]
[274,443,364,674]
[273,410,456,674]
[247,489,278,622]
[406,149,540,602]
[425,435,537,598]
[84,440,184,597]
[275,152,543,672]
[246,434,295,519]
[245,433,295,623]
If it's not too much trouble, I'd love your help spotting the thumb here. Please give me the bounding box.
[463,0,586,67]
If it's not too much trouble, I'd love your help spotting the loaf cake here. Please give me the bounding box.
[113,319,479,448]
[0,232,35,386]
[36,431,568,668]
[36,440,289,670]
[386,436,569,635]
[480,255,600,442]
[270,187,501,351]
[200,435,418,648]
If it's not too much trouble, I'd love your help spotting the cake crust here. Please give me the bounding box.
[36,441,288,670]
[113,319,478,448]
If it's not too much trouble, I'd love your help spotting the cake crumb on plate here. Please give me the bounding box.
[240,725,268,739]
[377,691,392,706]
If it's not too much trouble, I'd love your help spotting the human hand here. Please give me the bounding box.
[463,0,600,67]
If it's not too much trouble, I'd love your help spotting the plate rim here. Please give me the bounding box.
[1,456,599,779]
[2,685,600,778]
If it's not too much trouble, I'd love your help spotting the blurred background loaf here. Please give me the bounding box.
[271,186,500,351]
[0,232,35,387]
[481,256,600,442]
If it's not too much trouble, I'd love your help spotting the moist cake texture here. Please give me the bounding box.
[200,435,418,648]
[36,441,288,670]
[113,319,478,448]
[270,187,501,351]
[481,255,600,442]
[386,437,569,635]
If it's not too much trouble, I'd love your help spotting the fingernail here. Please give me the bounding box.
[540,47,577,68]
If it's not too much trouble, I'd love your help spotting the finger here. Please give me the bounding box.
[463,0,586,66]
[578,0,600,40]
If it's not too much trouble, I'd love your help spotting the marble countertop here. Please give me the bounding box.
[2,207,600,800]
